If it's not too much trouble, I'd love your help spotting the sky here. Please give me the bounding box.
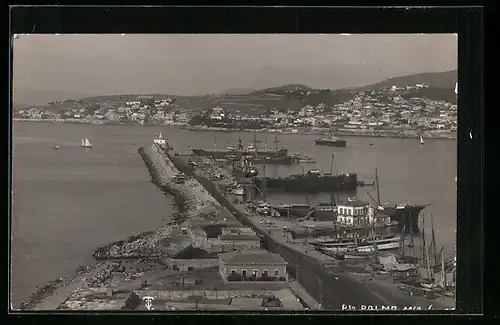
[12,34,457,105]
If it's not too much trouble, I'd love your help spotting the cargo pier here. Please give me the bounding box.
[148,142,446,310]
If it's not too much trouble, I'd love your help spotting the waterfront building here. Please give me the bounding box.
[218,249,288,282]
[336,198,369,226]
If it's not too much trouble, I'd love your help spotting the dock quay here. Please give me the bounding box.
[156,144,451,310]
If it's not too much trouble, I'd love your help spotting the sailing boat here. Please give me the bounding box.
[420,135,425,145]
[420,216,437,289]
[81,138,92,148]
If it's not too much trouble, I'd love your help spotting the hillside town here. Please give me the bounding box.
[13,84,457,139]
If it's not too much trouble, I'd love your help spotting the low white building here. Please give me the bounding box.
[336,198,369,226]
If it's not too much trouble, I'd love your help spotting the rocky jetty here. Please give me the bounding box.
[20,145,198,310]
[139,146,188,214]
[19,276,76,310]
[92,224,182,260]
[80,262,125,287]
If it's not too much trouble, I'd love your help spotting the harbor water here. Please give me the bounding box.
[11,122,457,307]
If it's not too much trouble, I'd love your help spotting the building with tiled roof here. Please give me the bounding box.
[218,250,288,282]
[217,234,261,250]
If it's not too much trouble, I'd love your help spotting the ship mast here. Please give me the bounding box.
[330,152,337,175]
[375,166,381,206]
[274,134,279,152]
[399,224,406,257]
[213,135,217,151]
[431,214,438,266]
[409,216,416,258]
[262,164,267,201]
[440,246,447,290]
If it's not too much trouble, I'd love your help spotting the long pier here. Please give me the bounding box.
[147,143,443,310]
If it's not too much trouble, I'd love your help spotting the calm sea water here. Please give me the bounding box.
[11,122,457,307]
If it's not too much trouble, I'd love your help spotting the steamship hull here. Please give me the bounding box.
[381,205,427,233]
[314,139,347,147]
[192,148,288,158]
[252,174,358,193]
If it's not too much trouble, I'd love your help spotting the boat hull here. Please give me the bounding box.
[381,205,426,233]
[314,139,347,147]
[192,148,288,158]
[248,155,293,165]
[313,234,397,246]
[253,174,358,193]
[355,241,400,253]
[272,206,312,218]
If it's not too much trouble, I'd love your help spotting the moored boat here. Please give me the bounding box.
[314,135,347,147]
[314,234,400,253]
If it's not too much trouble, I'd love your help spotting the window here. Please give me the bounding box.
[252,269,258,277]
[231,269,236,275]
[274,270,280,277]
[242,269,247,277]
[263,270,269,277]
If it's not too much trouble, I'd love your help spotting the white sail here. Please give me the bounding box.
[81,138,85,147]
[84,138,92,147]
[454,82,458,95]
[420,136,424,145]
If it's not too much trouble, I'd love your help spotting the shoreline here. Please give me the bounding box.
[13,118,456,140]
[17,145,193,311]
[16,143,454,310]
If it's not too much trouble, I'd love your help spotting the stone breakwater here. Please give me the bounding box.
[91,227,178,260]
[138,146,187,215]
[18,145,195,310]
[92,145,193,260]
[19,262,127,310]
[19,276,77,310]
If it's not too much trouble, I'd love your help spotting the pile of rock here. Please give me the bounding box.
[82,262,126,288]
[19,276,76,310]
[93,225,182,260]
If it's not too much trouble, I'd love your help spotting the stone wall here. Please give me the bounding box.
[134,289,275,301]
[162,259,219,270]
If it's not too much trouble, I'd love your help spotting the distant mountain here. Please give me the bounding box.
[355,70,457,91]
[250,84,313,95]
[215,88,257,95]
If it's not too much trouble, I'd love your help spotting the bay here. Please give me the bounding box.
[11,122,457,307]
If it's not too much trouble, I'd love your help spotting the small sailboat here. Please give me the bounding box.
[420,135,425,145]
[81,138,92,148]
